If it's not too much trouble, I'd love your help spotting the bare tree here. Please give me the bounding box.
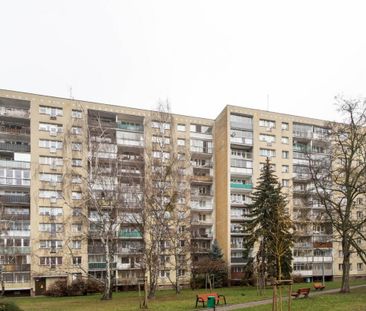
[140,101,190,298]
[63,110,131,300]
[308,97,366,293]
[0,202,10,296]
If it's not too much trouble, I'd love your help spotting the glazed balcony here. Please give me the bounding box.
[0,247,31,255]
[0,143,30,153]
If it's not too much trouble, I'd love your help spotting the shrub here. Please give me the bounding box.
[86,278,104,294]
[68,279,87,296]
[291,274,304,284]
[45,280,68,297]
[0,301,23,311]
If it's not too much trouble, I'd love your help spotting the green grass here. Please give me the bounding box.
[3,279,366,311]
[242,286,366,311]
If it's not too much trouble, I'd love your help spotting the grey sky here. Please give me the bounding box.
[1,0,366,121]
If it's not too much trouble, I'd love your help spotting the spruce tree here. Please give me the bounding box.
[244,158,294,292]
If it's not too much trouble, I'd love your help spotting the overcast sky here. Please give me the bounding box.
[1,0,366,121]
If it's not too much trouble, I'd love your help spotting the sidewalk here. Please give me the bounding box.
[202,284,366,311]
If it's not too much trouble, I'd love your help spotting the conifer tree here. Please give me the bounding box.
[244,158,293,292]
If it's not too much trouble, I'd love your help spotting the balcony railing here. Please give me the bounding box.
[116,123,143,133]
[2,264,31,272]
[0,108,30,119]
[230,137,253,146]
[0,126,30,136]
[0,160,30,169]
[118,231,142,238]
[230,183,252,190]
[0,143,30,153]
[0,178,30,187]
[88,262,117,270]
[230,167,253,176]
[0,247,30,254]
[190,146,213,154]
[117,139,144,147]
[0,195,30,204]
[231,257,246,263]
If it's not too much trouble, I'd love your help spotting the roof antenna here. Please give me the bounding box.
[69,86,74,100]
[266,93,270,111]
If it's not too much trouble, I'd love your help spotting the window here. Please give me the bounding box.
[160,270,170,278]
[71,223,82,232]
[281,122,289,130]
[282,165,289,173]
[72,142,82,151]
[39,106,63,117]
[282,151,289,159]
[72,208,82,216]
[282,179,289,187]
[190,124,212,134]
[39,207,63,216]
[39,240,63,249]
[152,121,170,130]
[259,119,275,128]
[177,124,186,131]
[357,263,363,271]
[39,140,63,150]
[259,134,275,143]
[72,158,82,167]
[73,257,82,265]
[71,240,81,249]
[177,139,185,146]
[71,127,82,135]
[72,192,82,200]
[152,136,170,145]
[39,123,63,133]
[281,136,289,144]
[357,211,363,219]
[72,175,82,184]
[39,190,62,199]
[39,173,62,183]
[40,257,63,266]
[39,156,63,167]
[72,110,82,118]
[259,148,276,157]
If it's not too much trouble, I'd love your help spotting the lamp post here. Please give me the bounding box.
[315,248,325,285]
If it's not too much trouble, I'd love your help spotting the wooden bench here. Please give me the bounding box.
[291,287,310,298]
[313,282,325,290]
[195,292,227,308]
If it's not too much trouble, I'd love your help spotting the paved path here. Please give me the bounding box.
[197,284,366,311]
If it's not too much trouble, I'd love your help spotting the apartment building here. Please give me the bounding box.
[0,89,365,295]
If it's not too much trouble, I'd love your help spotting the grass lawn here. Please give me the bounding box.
[242,286,366,311]
[3,279,366,311]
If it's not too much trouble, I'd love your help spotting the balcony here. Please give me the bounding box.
[230,167,252,176]
[0,178,30,187]
[230,137,253,146]
[5,230,30,237]
[0,194,30,204]
[313,241,332,248]
[231,257,246,263]
[293,131,313,140]
[117,139,144,148]
[191,219,213,226]
[0,143,30,153]
[0,160,30,169]
[88,262,117,270]
[191,203,213,211]
[293,173,311,181]
[2,264,31,272]
[0,247,30,254]
[192,233,213,239]
[116,122,143,133]
[0,125,30,136]
[230,200,251,206]
[191,175,213,184]
[0,107,30,119]
[190,146,213,155]
[118,231,142,238]
[230,183,252,190]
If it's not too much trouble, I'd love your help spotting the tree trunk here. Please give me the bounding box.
[340,242,351,293]
[101,243,113,300]
[0,270,5,297]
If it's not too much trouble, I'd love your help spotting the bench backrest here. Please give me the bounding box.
[197,293,219,301]
[298,288,310,293]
